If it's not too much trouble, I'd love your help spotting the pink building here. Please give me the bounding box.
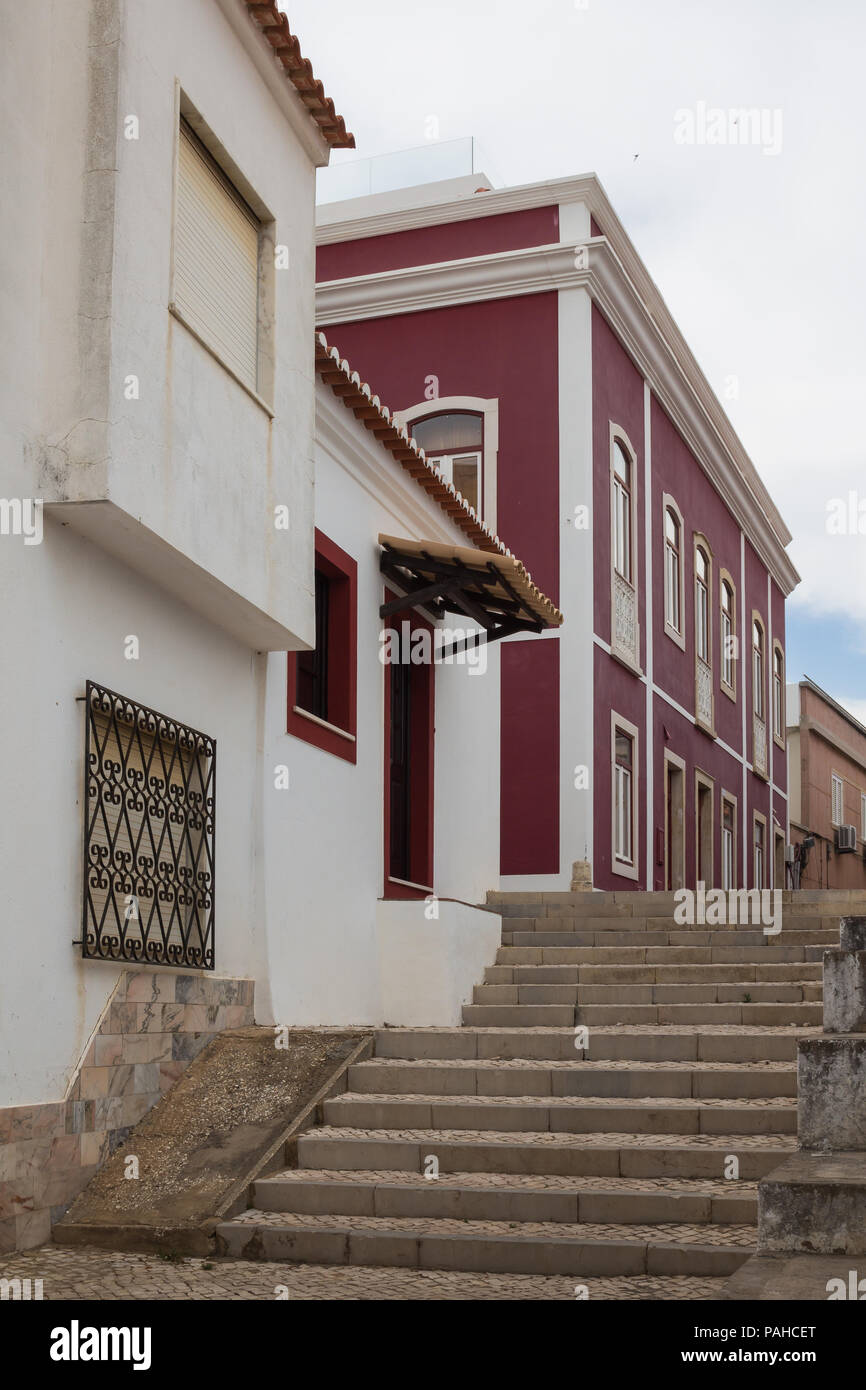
[316,172,799,892]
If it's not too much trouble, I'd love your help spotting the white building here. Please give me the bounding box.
[0,0,558,1251]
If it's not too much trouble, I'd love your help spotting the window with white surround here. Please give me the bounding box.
[611,712,639,880]
[411,412,483,515]
[752,613,767,777]
[694,537,714,733]
[753,813,766,889]
[612,441,632,582]
[752,619,765,719]
[773,642,785,746]
[831,773,844,827]
[395,397,499,528]
[610,428,639,670]
[861,792,866,841]
[173,119,261,393]
[720,573,736,698]
[721,795,736,890]
[662,496,684,647]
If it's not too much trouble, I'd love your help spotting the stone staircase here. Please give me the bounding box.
[215,890,862,1293]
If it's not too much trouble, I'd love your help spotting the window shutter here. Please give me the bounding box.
[174,123,259,390]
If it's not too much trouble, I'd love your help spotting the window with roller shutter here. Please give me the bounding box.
[173,120,260,392]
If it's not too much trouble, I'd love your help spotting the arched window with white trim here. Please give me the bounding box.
[720,573,737,698]
[609,427,640,670]
[693,536,714,733]
[393,396,499,528]
[752,613,767,776]
[662,497,684,647]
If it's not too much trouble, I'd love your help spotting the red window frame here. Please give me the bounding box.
[287,529,357,764]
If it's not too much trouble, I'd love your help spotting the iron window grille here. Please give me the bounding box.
[81,681,216,969]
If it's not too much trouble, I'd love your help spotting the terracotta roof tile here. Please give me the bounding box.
[314,332,563,628]
[242,3,354,149]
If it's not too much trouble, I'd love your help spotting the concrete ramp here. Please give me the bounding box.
[53,1027,371,1254]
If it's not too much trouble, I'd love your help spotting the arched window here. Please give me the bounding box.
[753,619,765,719]
[664,507,681,633]
[720,578,735,693]
[411,412,483,515]
[612,440,632,583]
[695,545,710,662]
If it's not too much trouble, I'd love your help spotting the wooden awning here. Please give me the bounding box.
[379,534,563,652]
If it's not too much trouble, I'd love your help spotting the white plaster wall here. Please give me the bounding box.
[0,519,266,1108]
[15,0,322,650]
[261,385,502,1027]
[376,901,501,1027]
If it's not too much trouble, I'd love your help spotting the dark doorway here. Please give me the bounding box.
[383,597,434,896]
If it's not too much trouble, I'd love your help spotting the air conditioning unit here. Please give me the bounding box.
[835,824,857,853]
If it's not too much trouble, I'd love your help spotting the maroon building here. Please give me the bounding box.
[315,171,799,892]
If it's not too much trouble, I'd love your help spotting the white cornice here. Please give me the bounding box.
[315,239,799,595]
[316,173,601,239]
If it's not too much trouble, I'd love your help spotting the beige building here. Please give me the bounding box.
[787,677,866,889]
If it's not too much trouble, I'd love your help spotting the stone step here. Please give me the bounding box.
[296,1126,797,1179]
[473,982,822,1005]
[462,1002,823,1027]
[215,1208,754,1276]
[251,1169,758,1224]
[497,912,844,931]
[373,1027,815,1063]
[503,931,838,948]
[321,1093,798,1136]
[348,1058,796,1099]
[485,962,823,984]
[487,888,866,911]
[495,945,826,965]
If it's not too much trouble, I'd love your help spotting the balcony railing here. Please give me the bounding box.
[81,681,216,969]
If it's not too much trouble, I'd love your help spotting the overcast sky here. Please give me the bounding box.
[292,0,866,720]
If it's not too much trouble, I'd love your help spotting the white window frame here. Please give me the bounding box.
[831,772,844,828]
[719,569,737,701]
[721,791,737,891]
[611,711,639,881]
[861,792,866,842]
[393,397,499,529]
[693,533,714,735]
[609,425,641,672]
[772,641,785,748]
[753,810,767,889]
[662,494,685,649]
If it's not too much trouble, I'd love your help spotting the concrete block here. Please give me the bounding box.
[759,1152,866,1255]
[798,1035,866,1150]
[823,950,866,1033]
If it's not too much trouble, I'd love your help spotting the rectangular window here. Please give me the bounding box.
[831,773,844,827]
[773,645,784,740]
[722,798,736,890]
[429,452,482,514]
[754,815,765,889]
[720,576,736,695]
[861,793,866,841]
[612,722,637,873]
[174,120,260,390]
[287,531,357,763]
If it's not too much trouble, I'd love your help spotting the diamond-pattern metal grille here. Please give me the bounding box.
[81,681,216,969]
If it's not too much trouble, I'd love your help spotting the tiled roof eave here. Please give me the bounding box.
[314,332,563,630]
[242,3,355,149]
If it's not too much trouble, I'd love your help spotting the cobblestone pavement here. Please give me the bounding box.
[0,1245,723,1301]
